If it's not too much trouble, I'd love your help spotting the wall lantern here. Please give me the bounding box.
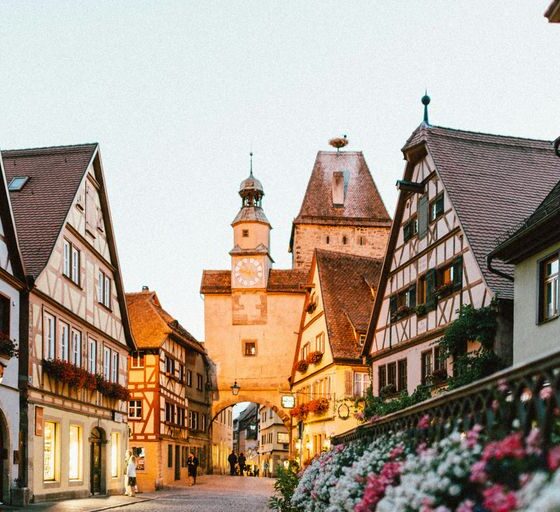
[231,380,240,396]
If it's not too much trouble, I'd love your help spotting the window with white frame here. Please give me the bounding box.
[103,346,111,380]
[97,270,111,308]
[128,400,142,419]
[45,313,56,360]
[60,321,69,361]
[63,240,81,285]
[200,414,206,432]
[353,372,371,397]
[71,330,81,366]
[111,351,119,383]
[68,425,81,480]
[315,332,325,353]
[88,338,97,374]
[188,410,199,430]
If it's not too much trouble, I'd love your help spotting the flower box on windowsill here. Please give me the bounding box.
[415,304,428,317]
[295,360,309,373]
[307,397,330,415]
[0,334,17,362]
[380,384,398,399]
[434,283,454,300]
[306,351,323,365]
[428,368,448,386]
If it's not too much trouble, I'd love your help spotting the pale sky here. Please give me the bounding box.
[0,1,558,340]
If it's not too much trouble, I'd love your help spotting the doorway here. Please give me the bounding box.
[90,428,104,495]
[174,445,181,480]
[0,420,4,503]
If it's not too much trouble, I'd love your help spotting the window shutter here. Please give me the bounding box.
[453,256,463,290]
[345,371,353,396]
[408,285,417,308]
[426,269,436,310]
[417,195,429,239]
[389,295,397,316]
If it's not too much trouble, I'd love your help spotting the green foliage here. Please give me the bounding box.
[363,384,431,420]
[269,460,302,512]
[447,349,504,390]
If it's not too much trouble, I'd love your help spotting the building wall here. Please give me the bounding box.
[258,406,288,477]
[292,224,389,271]
[211,407,233,474]
[513,241,560,364]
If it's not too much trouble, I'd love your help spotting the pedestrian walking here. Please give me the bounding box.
[187,452,199,485]
[126,454,137,497]
[228,450,237,476]
[238,452,246,476]
[263,461,269,478]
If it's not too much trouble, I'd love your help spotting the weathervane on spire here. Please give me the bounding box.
[249,151,253,177]
[422,90,431,125]
[329,134,349,153]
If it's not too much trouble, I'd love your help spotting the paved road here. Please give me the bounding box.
[112,475,275,512]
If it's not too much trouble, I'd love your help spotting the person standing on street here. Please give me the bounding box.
[238,452,246,476]
[187,452,199,485]
[126,454,137,497]
[228,450,237,476]
[263,460,269,478]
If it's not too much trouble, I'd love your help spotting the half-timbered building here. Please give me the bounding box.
[126,289,211,491]
[290,250,382,462]
[4,144,135,503]
[363,121,560,397]
[0,152,26,505]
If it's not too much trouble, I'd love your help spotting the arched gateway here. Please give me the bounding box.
[201,160,307,430]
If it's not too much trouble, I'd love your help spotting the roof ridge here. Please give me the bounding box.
[429,125,552,147]
[315,248,383,262]
[3,143,98,156]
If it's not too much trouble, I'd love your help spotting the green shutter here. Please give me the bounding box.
[425,269,436,310]
[408,285,417,308]
[453,256,463,290]
[418,195,429,239]
[389,295,397,315]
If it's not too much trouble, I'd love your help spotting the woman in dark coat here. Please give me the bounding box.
[187,453,199,485]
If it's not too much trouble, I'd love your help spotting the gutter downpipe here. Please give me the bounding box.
[486,254,514,283]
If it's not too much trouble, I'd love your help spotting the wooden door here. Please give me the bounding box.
[174,445,181,480]
[90,428,103,495]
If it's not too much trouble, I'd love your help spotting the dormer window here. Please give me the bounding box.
[8,176,29,191]
[332,171,345,206]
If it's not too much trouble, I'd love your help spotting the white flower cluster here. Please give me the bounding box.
[520,469,560,512]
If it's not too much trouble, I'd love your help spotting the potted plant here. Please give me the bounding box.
[415,304,428,317]
[307,397,330,415]
[434,282,454,299]
[0,332,17,365]
[295,359,309,373]
[306,351,323,365]
[428,367,448,385]
[396,305,411,319]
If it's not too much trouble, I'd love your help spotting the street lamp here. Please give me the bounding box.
[231,380,240,396]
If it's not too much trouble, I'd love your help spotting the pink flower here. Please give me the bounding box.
[416,442,428,455]
[525,428,541,455]
[389,445,404,460]
[354,411,365,421]
[466,424,483,448]
[497,379,509,393]
[470,460,487,483]
[417,414,430,429]
[456,500,475,512]
[354,461,402,512]
[548,445,560,471]
[482,432,525,462]
[540,387,553,401]
[483,484,517,512]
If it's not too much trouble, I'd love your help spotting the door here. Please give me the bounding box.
[90,428,103,495]
[174,445,181,480]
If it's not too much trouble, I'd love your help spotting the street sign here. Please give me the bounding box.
[281,394,295,409]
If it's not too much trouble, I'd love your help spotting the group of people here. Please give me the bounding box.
[228,450,251,476]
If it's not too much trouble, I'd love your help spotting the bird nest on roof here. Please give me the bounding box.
[329,136,348,149]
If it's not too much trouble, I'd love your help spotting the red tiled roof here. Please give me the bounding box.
[126,291,203,352]
[316,250,382,360]
[200,268,307,294]
[293,151,391,226]
[406,125,560,299]
[2,144,97,278]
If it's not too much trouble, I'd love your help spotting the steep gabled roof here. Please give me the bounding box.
[292,151,391,229]
[200,268,307,294]
[2,143,97,279]
[363,124,560,356]
[126,290,205,354]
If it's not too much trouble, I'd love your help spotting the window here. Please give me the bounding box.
[129,400,142,419]
[387,362,397,387]
[45,313,56,360]
[434,346,446,373]
[111,432,120,478]
[358,236,366,246]
[540,253,559,322]
[186,370,192,387]
[88,338,97,374]
[417,194,429,239]
[436,257,463,292]
[342,235,348,245]
[112,351,119,383]
[62,240,81,285]
[179,364,185,382]
[131,352,144,368]
[103,347,111,380]
[326,235,330,245]
[389,285,416,321]
[196,373,203,391]
[315,332,325,353]
[68,425,81,480]
[403,217,418,242]
[43,421,58,481]
[359,333,366,346]
[353,372,371,397]
[243,340,257,356]
[177,407,186,427]
[429,193,445,222]
[60,321,69,361]
[397,359,407,392]
[378,365,386,394]
[165,355,175,375]
[165,402,175,423]
[277,432,289,444]
[98,270,111,308]
[421,350,433,385]
[8,176,29,191]
[301,342,310,360]
[71,330,82,366]
[188,410,199,430]
[242,229,249,237]
[168,444,173,468]
[200,414,206,432]
[0,295,9,337]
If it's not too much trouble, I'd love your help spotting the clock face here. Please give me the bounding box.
[234,258,264,287]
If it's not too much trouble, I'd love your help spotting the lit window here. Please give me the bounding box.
[8,176,29,191]
[243,340,257,356]
[103,347,111,380]
[60,321,69,362]
[98,270,112,308]
[88,338,97,374]
[43,421,57,481]
[353,372,370,397]
[69,425,81,480]
[111,432,120,478]
[45,313,56,360]
[128,400,142,419]
[71,330,82,366]
[540,253,559,322]
[277,432,289,444]
[112,351,119,383]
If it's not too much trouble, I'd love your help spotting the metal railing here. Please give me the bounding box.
[333,348,560,447]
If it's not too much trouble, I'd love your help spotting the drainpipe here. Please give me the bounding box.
[486,254,514,283]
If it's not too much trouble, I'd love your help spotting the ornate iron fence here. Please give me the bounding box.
[333,348,560,447]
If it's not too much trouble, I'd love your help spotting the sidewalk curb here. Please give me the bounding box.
[90,497,155,512]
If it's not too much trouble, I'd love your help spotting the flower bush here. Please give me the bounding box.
[306,351,323,365]
[296,360,309,373]
[285,420,560,512]
[290,403,309,419]
[307,398,330,415]
[0,333,17,358]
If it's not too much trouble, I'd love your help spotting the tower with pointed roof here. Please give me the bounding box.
[289,146,392,271]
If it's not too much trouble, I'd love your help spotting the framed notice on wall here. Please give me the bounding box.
[35,406,44,436]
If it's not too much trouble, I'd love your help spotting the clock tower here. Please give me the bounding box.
[230,156,272,291]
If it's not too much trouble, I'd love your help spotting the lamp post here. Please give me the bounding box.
[231,380,240,396]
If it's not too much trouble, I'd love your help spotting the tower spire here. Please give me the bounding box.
[422,90,431,125]
[249,152,253,177]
